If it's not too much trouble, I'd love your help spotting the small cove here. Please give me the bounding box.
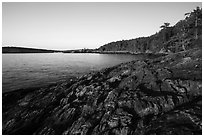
[3,53,139,93]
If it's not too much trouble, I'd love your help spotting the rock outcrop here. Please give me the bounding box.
[2,48,202,135]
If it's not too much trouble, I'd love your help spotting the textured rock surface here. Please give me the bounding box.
[2,48,202,135]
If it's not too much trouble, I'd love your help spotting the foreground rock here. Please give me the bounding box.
[2,48,202,135]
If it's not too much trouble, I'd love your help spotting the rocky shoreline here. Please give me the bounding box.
[2,48,202,135]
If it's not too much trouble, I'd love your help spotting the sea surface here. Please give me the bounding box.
[3,53,139,93]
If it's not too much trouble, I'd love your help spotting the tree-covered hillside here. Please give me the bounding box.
[2,47,60,53]
[98,7,202,53]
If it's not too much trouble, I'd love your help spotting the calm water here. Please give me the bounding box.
[3,53,138,93]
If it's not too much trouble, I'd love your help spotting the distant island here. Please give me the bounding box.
[2,47,62,53]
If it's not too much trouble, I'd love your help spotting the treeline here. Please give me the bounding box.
[2,47,61,53]
[98,7,202,53]
[63,48,95,53]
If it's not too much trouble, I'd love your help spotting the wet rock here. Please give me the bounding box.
[108,76,121,83]
[81,105,94,117]
[108,118,119,128]
[121,69,131,77]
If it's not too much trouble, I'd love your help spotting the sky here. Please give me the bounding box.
[2,2,202,50]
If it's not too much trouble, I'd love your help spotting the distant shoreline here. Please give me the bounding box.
[2,46,168,54]
[2,47,168,58]
[2,47,62,53]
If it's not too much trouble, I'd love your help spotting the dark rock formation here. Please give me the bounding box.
[2,48,202,135]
